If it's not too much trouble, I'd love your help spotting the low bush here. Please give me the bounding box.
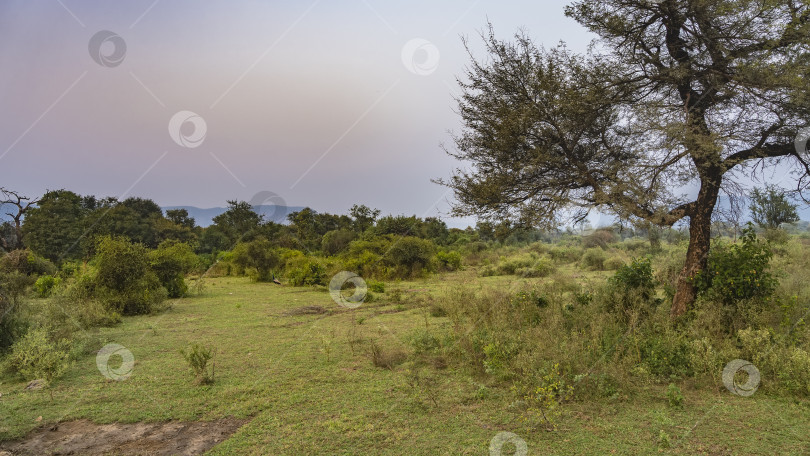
[93,236,167,315]
[581,248,607,270]
[435,250,462,271]
[384,237,436,278]
[33,275,61,298]
[148,241,197,298]
[232,239,281,282]
[370,341,407,369]
[694,227,778,330]
[180,343,215,384]
[583,229,617,249]
[286,259,326,286]
[368,280,385,293]
[599,258,657,323]
[4,328,71,384]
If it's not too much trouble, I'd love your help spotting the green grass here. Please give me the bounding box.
[1,274,809,455]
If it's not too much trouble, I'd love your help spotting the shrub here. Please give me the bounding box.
[180,343,214,384]
[523,362,574,426]
[286,260,326,286]
[33,275,61,298]
[341,250,382,279]
[42,273,121,340]
[384,237,436,278]
[777,348,810,396]
[409,328,442,354]
[517,257,556,278]
[611,257,655,292]
[763,228,790,245]
[603,256,625,271]
[548,246,583,264]
[93,236,167,315]
[148,241,197,298]
[435,250,462,271]
[321,229,357,256]
[370,341,407,369]
[4,328,71,384]
[666,383,684,407]
[581,248,607,270]
[0,249,56,277]
[583,229,616,249]
[694,226,777,312]
[0,280,28,351]
[638,333,692,377]
[368,280,385,293]
[232,239,281,282]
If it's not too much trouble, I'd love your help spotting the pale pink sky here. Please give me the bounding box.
[0,1,593,225]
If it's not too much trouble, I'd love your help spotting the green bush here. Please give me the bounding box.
[666,383,684,407]
[180,343,214,384]
[232,239,281,282]
[93,236,167,315]
[637,333,692,378]
[368,280,385,293]
[286,260,326,286]
[4,328,71,383]
[148,241,197,298]
[41,272,121,340]
[599,258,657,322]
[0,282,28,351]
[33,275,62,298]
[611,257,655,292]
[409,328,442,354]
[341,250,383,279]
[581,248,607,270]
[321,229,357,256]
[694,226,777,308]
[0,249,56,277]
[517,256,556,278]
[384,237,436,278]
[436,250,462,271]
[603,256,625,271]
[548,246,583,264]
[583,229,616,249]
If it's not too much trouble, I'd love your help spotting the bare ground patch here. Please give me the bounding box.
[0,417,248,456]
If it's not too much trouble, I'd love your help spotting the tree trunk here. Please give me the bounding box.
[671,186,718,318]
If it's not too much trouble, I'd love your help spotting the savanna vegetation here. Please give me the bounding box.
[2,0,810,453]
[1,181,810,453]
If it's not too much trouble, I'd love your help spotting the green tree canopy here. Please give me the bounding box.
[750,186,800,230]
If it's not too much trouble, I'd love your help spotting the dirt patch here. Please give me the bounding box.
[0,417,248,456]
[283,305,328,316]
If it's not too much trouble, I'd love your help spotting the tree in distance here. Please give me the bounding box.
[750,185,799,230]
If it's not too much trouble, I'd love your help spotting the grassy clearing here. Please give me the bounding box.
[2,272,809,455]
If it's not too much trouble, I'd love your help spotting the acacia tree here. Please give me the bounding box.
[441,0,810,317]
[0,188,39,252]
[750,185,799,229]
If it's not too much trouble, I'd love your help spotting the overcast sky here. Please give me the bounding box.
[0,1,594,226]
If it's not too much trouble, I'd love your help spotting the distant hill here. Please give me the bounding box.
[161,205,306,227]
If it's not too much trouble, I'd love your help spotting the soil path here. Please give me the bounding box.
[0,417,247,455]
